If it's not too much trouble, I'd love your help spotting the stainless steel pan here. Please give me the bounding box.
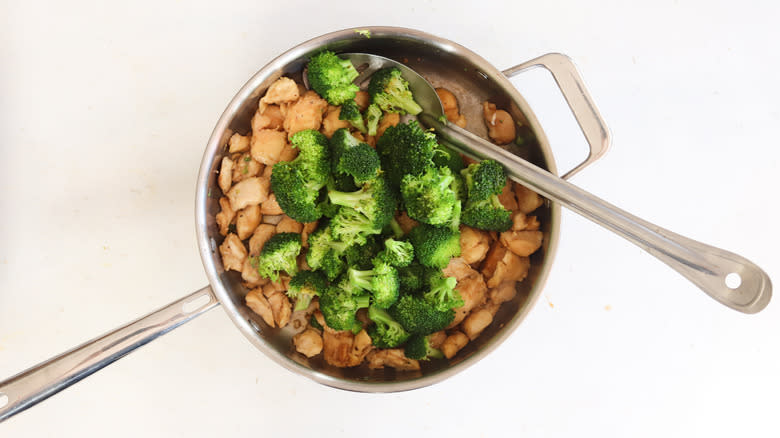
[0,26,612,421]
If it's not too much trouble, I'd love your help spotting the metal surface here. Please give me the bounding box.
[419,113,772,313]
[0,287,218,421]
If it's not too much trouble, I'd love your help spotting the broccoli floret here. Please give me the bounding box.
[376,121,438,189]
[400,166,460,226]
[364,103,383,136]
[336,143,380,184]
[270,130,330,222]
[287,270,327,311]
[306,226,349,279]
[251,232,302,281]
[460,160,506,201]
[319,284,370,331]
[367,305,410,348]
[328,176,396,232]
[306,51,359,105]
[461,196,512,231]
[338,100,367,134]
[432,144,465,173]
[398,262,428,292]
[348,259,399,309]
[289,129,331,184]
[330,207,381,247]
[403,334,444,360]
[344,235,382,270]
[377,238,414,267]
[423,271,463,312]
[408,224,461,268]
[389,294,454,335]
[387,217,404,238]
[367,67,423,115]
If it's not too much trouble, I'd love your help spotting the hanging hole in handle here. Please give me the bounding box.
[0,393,8,408]
[725,272,742,290]
[182,293,212,314]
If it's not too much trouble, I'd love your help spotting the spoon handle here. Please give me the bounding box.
[421,114,771,314]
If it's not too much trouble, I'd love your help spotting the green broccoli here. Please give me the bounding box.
[289,129,331,185]
[318,283,370,332]
[367,67,423,115]
[251,232,302,281]
[408,224,461,268]
[338,100,367,134]
[287,270,327,311]
[403,333,444,360]
[336,143,381,184]
[376,121,438,189]
[387,217,404,238]
[306,51,359,105]
[329,207,381,247]
[364,103,383,136]
[270,129,330,222]
[377,238,414,267]
[344,235,382,270]
[398,262,428,292]
[400,166,460,226]
[423,271,463,312]
[389,294,454,335]
[348,259,399,309]
[367,305,410,348]
[328,176,396,232]
[461,196,512,231]
[460,159,505,201]
[305,226,349,280]
[432,144,465,173]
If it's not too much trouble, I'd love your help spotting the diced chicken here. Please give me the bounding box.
[276,215,303,234]
[366,349,420,371]
[394,211,418,234]
[321,105,350,138]
[482,243,530,288]
[236,204,262,240]
[377,112,400,138]
[443,257,479,281]
[500,230,543,257]
[482,300,502,318]
[354,91,370,111]
[252,105,285,132]
[245,288,275,327]
[428,330,447,349]
[497,180,518,211]
[218,156,234,194]
[260,77,300,108]
[293,328,323,358]
[526,216,540,231]
[248,223,276,256]
[511,211,528,231]
[215,197,235,236]
[219,233,247,272]
[260,193,284,215]
[482,101,516,145]
[301,221,318,247]
[228,133,251,153]
[283,90,328,137]
[267,291,292,328]
[461,308,493,340]
[322,328,372,368]
[489,280,517,305]
[278,142,299,162]
[250,129,288,165]
[262,214,283,225]
[450,273,487,327]
[232,153,264,183]
[435,88,467,128]
[513,183,543,213]
[241,257,265,286]
[459,226,490,265]
[440,332,469,359]
[350,330,373,365]
[227,177,269,211]
[261,163,274,178]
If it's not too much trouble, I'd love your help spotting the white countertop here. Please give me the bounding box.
[2,1,779,436]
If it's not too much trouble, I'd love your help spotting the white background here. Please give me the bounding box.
[2,1,779,436]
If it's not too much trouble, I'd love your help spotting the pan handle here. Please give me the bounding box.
[0,285,219,423]
[503,53,611,180]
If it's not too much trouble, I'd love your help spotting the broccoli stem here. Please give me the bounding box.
[328,189,372,207]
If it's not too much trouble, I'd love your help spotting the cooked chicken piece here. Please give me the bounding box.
[267,291,292,328]
[252,105,285,132]
[513,183,543,213]
[215,197,235,236]
[219,233,247,272]
[483,243,530,288]
[440,332,469,359]
[443,257,479,281]
[322,328,372,367]
[232,153,264,183]
[276,215,303,234]
[321,105,350,138]
[228,133,251,153]
[482,101,516,145]
[435,88,467,128]
[258,194,281,216]
[489,280,517,305]
[293,328,323,358]
[313,310,326,329]
[376,112,400,138]
[279,143,298,163]
[363,134,376,148]
[248,223,276,256]
[245,288,275,327]
[366,349,420,371]
[394,211,418,234]
[259,77,300,108]
[235,204,262,240]
[481,243,506,280]
[428,330,447,349]
[500,230,543,257]
[511,211,528,231]
[301,221,318,247]
[354,90,370,111]
[261,164,274,178]
[526,216,540,231]
[461,308,493,340]
[218,156,234,194]
[227,176,269,212]
[349,330,373,365]
[262,276,290,296]
[262,214,283,225]
[283,90,328,137]
[497,180,518,211]
[450,273,488,327]
[241,257,265,286]
[250,129,288,166]
[459,226,490,265]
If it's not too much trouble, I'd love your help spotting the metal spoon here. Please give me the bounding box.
[338,52,771,314]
